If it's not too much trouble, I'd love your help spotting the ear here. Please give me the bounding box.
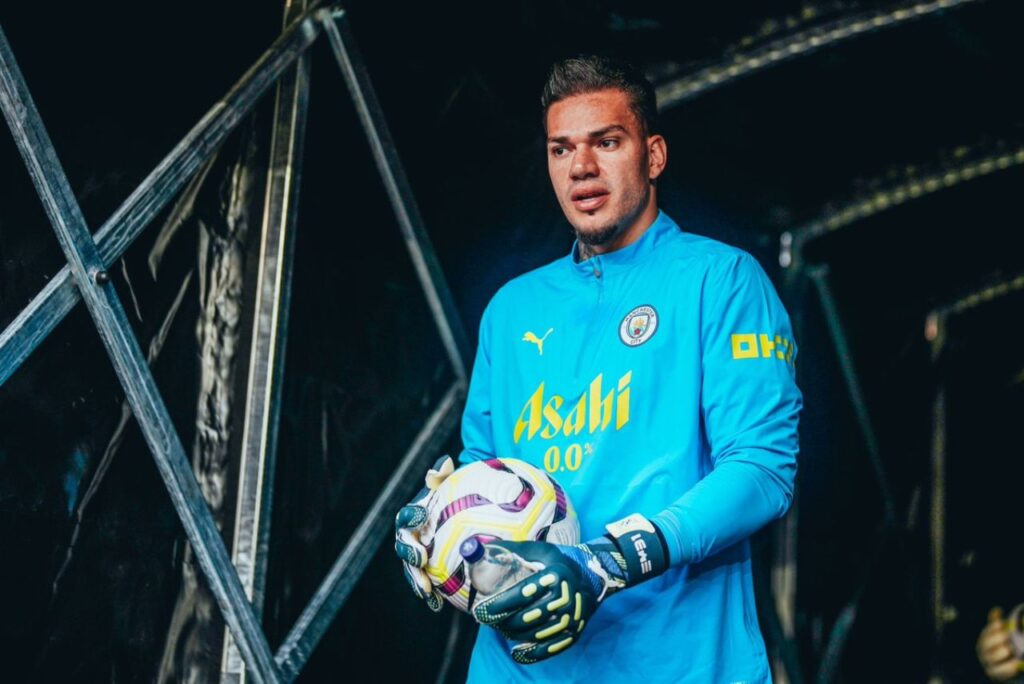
[647,134,667,181]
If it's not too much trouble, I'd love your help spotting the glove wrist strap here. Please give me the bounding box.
[604,513,669,586]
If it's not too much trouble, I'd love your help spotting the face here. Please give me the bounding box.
[546,88,666,248]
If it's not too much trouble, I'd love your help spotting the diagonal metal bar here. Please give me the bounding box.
[221,1,313,681]
[0,24,283,684]
[274,380,465,682]
[0,6,323,388]
[320,8,471,382]
[807,266,897,527]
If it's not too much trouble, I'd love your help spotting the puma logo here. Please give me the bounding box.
[522,328,554,356]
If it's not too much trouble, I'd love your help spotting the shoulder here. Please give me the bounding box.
[659,222,763,281]
[485,254,567,313]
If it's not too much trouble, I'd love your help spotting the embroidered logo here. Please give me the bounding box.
[619,305,658,347]
[522,328,554,355]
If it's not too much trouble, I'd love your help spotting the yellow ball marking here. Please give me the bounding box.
[521,583,538,598]
[535,614,570,640]
[539,573,558,587]
[523,608,543,623]
[546,581,570,611]
[547,636,574,655]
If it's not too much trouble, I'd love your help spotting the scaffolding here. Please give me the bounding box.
[0,5,468,683]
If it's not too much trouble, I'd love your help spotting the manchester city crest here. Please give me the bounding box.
[619,305,659,347]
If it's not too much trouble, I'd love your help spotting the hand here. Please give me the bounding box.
[472,539,625,663]
[978,607,1024,682]
[473,513,668,665]
[393,455,455,612]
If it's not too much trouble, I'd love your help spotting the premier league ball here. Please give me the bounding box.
[418,458,579,613]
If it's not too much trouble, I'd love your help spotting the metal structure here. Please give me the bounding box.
[925,274,1024,648]
[780,139,1022,681]
[221,0,312,679]
[655,0,983,110]
[0,5,468,683]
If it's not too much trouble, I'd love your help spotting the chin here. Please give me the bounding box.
[573,218,622,246]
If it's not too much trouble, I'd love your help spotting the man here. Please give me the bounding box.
[395,56,802,682]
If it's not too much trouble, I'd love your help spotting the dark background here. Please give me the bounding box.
[0,1,1022,682]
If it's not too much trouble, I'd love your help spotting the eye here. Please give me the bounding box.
[599,138,619,149]
[551,146,568,157]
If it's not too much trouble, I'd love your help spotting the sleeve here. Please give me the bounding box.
[651,252,802,566]
[457,297,498,466]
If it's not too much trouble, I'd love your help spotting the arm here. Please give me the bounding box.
[652,251,801,565]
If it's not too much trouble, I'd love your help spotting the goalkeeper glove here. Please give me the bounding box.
[472,513,669,664]
[393,454,455,612]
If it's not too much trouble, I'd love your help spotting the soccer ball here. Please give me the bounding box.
[419,458,579,613]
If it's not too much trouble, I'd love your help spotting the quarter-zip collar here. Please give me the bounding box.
[567,209,677,281]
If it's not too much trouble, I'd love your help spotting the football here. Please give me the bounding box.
[418,458,579,613]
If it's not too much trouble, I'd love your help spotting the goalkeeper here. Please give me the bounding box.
[394,55,802,683]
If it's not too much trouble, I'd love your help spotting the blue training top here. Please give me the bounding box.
[457,210,802,684]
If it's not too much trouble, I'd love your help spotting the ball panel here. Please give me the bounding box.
[420,458,579,613]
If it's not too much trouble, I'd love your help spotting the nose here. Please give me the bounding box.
[570,147,598,180]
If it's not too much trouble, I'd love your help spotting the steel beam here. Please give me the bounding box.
[320,9,471,381]
[657,0,984,110]
[274,381,465,682]
[0,7,323,389]
[0,24,282,684]
[221,1,313,681]
[782,144,1024,274]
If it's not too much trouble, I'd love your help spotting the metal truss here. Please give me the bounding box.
[0,5,468,683]
[779,141,1023,682]
[655,0,985,110]
[782,142,1024,275]
[925,274,1024,653]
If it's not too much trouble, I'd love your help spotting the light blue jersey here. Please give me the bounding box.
[458,211,802,683]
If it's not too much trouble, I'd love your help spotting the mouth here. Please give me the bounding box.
[570,187,610,212]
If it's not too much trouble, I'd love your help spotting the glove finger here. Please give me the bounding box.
[395,539,427,568]
[401,563,428,600]
[500,610,569,643]
[404,560,434,595]
[473,569,561,626]
[425,590,445,613]
[502,585,585,643]
[425,455,455,490]
[395,526,429,567]
[509,636,577,665]
[395,504,430,531]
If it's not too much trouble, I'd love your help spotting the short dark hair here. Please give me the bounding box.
[541,55,659,136]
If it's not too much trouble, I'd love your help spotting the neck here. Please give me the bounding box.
[577,192,659,261]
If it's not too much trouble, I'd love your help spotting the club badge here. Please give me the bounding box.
[619,305,659,347]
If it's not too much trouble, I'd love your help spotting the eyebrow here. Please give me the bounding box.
[547,124,628,145]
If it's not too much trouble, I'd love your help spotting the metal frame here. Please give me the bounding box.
[782,143,1024,276]
[0,6,468,683]
[779,142,1023,680]
[925,274,1024,649]
[656,0,983,110]
[221,0,313,680]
